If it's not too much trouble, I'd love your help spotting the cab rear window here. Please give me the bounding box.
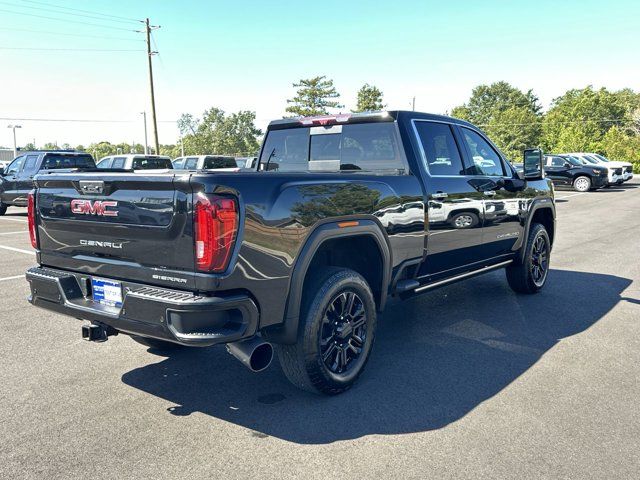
[41,154,96,170]
[203,156,237,169]
[132,157,173,169]
[259,123,405,173]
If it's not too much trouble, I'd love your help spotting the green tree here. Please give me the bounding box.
[23,142,37,151]
[600,126,640,172]
[285,76,343,117]
[352,83,385,112]
[452,81,542,161]
[176,108,262,156]
[541,86,638,153]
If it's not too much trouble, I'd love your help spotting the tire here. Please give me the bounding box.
[449,211,479,229]
[573,176,591,192]
[506,223,551,294]
[130,335,185,351]
[275,267,377,395]
[0,203,6,216]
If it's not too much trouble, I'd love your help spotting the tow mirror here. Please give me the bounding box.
[523,148,544,180]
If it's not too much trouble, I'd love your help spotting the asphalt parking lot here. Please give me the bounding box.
[1,181,639,480]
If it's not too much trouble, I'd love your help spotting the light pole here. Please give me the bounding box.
[7,124,22,158]
[140,111,148,154]
[179,131,185,157]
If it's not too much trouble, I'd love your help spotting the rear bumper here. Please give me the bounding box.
[623,172,633,181]
[26,266,258,347]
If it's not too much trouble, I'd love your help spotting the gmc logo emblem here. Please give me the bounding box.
[70,199,118,217]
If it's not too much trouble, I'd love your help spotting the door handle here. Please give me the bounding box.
[483,190,497,196]
[431,192,448,199]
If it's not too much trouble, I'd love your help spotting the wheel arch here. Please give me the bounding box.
[517,200,555,262]
[264,219,391,345]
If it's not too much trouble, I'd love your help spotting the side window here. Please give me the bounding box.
[23,154,40,173]
[259,128,310,172]
[413,121,465,176]
[460,128,505,176]
[185,157,199,169]
[551,157,565,167]
[340,123,404,172]
[97,158,112,169]
[5,156,25,175]
[111,157,125,169]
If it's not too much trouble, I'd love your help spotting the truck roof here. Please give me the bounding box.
[268,110,478,130]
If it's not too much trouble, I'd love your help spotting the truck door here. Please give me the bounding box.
[456,126,525,260]
[411,120,487,275]
[544,155,571,186]
[16,154,40,202]
[0,155,26,204]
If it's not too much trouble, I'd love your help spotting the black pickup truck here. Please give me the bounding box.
[25,111,555,395]
[0,150,95,215]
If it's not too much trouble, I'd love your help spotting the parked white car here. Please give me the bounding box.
[172,155,240,171]
[96,154,173,171]
[567,152,632,184]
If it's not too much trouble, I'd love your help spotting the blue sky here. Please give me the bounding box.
[1,0,638,147]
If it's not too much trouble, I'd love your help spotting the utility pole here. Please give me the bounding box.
[145,18,160,155]
[412,96,416,111]
[141,111,149,154]
[7,125,22,157]
[179,131,185,157]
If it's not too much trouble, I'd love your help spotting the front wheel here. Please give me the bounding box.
[276,267,377,395]
[573,176,591,192]
[506,223,551,294]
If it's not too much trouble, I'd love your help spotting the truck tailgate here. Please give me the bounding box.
[34,172,197,290]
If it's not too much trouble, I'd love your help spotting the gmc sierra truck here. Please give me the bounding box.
[25,111,555,395]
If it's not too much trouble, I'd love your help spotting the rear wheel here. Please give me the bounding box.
[0,203,7,216]
[573,176,591,192]
[130,335,185,351]
[276,267,377,395]
[506,223,550,294]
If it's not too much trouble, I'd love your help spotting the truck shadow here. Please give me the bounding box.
[121,269,631,444]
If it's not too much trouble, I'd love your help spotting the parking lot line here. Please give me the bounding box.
[0,217,27,223]
[0,230,27,235]
[0,245,34,255]
[0,275,24,282]
[555,192,587,200]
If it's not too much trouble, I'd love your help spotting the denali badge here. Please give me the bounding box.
[80,239,123,249]
[71,199,118,217]
[152,274,188,284]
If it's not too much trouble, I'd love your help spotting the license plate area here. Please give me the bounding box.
[91,277,123,307]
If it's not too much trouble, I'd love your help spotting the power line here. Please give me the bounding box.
[0,1,139,24]
[0,26,143,41]
[0,47,143,52]
[21,0,141,22]
[0,7,139,31]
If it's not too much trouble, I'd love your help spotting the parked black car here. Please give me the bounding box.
[25,111,555,395]
[0,151,95,214]
[544,154,608,192]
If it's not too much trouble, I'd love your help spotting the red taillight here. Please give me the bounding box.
[194,194,238,273]
[27,191,38,249]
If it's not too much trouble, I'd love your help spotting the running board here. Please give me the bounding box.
[412,260,513,294]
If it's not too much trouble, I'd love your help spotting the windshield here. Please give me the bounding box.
[132,157,173,169]
[563,156,583,166]
[592,153,609,162]
[41,154,95,170]
[580,155,598,165]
